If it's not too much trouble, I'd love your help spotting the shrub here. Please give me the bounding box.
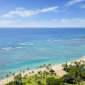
[46,78,64,85]
[14,73,22,81]
[5,81,23,85]
[37,81,42,85]
[61,74,75,84]
[49,69,55,72]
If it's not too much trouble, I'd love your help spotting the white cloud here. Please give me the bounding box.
[61,18,85,22]
[80,20,85,22]
[67,11,73,14]
[72,18,85,22]
[80,5,85,8]
[0,20,85,27]
[2,6,58,18]
[52,19,57,21]
[65,0,85,6]
[40,6,58,12]
[16,7,25,10]
[61,19,69,22]
[0,20,15,24]
[2,10,38,18]
[72,18,82,21]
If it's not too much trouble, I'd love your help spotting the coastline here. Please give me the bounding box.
[0,56,85,85]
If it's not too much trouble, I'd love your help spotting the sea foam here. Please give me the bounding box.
[19,43,34,45]
[2,47,22,50]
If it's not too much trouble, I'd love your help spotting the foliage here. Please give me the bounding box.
[32,71,34,73]
[5,81,23,85]
[4,62,85,85]
[49,69,55,72]
[69,67,81,76]
[46,77,64,85]
[61,74,75,84]
[37,81,42,85]
[22,73,59,85]
[14,73,22,81]
[62,60,85,84]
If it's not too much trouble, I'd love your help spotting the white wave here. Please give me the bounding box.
[53,40,60,41]
[19,43,34,45]
[47,40,51,41]
[15,47,22,49]
[2,47,12,50]
[72,39,84,41]
[2,47,22,51]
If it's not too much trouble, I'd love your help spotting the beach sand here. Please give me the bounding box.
[0,56,85,85]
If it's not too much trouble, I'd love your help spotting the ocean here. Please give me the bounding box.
[0,28,85,79]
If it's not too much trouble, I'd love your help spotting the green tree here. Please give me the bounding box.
[20,70,22,73]
[27,67,29,75]
[12,73,15,80]
[9,71,12,81]
[49,69,55,73]
[43,64,46,67]
[61,74,75,84]
[62,61,68,72]
[1,76,3,85]
[37,81,41,85]
[48,63,51,70]
[47,78,64,85]
[14,73,22,81]
[6,74,9,83]
[32,71,34,73]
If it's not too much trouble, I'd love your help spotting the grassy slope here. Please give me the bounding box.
[67,83,85,85]
[22,74,60,85]
[22,73,85,85]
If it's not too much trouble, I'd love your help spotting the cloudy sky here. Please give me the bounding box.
[0,0,85,28]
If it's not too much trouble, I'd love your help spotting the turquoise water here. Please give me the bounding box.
[0,28,85,79]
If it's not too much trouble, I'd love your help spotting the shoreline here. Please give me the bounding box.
[0,56,85,85]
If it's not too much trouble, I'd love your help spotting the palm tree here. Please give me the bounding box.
[65,61,68,72]
[26,74,28,78]
[34,74,37,84]
[23,71,25,73]
[20,70,22,73]
[36,67,38,72]
[48,63,52,70]
[43,64,46,67]
[19,70,22,74]
[9,71,11,76]
[1,76,3,85]
[6,74,9,83]
[9,71,12,81]
[48,63,51,67]
[74,61,80,68]
[32,71,34,74]
[12,73,15,80]
[46,66,49,72]
[82,60,85,65]
[43,64,47,71]
[27,67,29,75]
[40,65,43,69]
[23,71,25,77]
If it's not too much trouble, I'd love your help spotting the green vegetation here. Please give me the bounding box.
[66,82,85,85]
[62,60,85,85]
[22,73,59,85]
[49,69,55,72]
[2,60,85,85]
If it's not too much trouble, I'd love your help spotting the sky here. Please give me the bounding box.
[0,0,85,28]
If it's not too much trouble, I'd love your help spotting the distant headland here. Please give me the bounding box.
[80,36,85,38]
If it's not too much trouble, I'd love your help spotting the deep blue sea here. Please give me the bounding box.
[0,28,85,79]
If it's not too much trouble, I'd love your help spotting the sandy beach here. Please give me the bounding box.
[0,56,85,85]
